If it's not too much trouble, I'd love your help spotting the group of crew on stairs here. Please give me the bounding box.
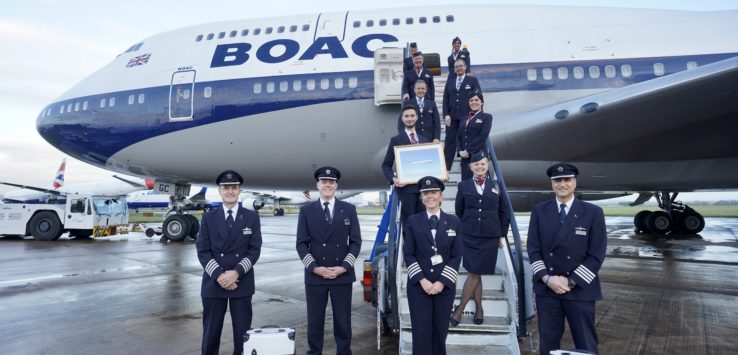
[383,37,606,355]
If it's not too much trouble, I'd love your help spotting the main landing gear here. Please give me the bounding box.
[633,192,705,235]
[160,184,200,242]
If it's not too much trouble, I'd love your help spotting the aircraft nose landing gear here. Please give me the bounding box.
[633,192,705,235]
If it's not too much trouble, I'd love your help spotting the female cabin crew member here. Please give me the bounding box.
[457,93,492,181]
[403,176,463,355]
[451,151,511,326]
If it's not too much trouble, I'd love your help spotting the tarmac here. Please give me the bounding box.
[1,215,736,355]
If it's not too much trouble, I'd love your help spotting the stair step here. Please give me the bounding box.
[448,315,513,333]
[400,329,518,355]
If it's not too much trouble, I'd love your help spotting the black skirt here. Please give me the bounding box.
[462,235,499,274]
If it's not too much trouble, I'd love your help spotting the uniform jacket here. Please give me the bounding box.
[442,75,481,121]
[403,211,463,290]
[454,177,511,238]
[527,198,607,301]
[457,111,492,155]
[381,132,430,194]
[401,67,435,101]
[396,98,441,141]
[296,199,362,285]
[447,50,471,74]
[196,205,262,298]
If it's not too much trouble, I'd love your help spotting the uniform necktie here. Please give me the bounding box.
[559,203,566,224]
[475,177,485,186]
[416,68,421,77]
[466,110,476,127]
[410,132,418,144]
[323,202,332,224]
[456,76,463,90]
[417,98,424,112]
[226,209,234,228]
[429,215,438,230]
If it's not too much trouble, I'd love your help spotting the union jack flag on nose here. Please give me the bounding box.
[126,53,151,68]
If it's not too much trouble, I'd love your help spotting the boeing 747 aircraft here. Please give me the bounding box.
[35,5,738,238]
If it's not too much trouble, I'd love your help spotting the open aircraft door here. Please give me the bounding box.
[169,70,196,121]
[374,47,404,106]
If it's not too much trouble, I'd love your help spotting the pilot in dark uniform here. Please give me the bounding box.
[447,37,470,74]
[527,163,607,355]
[404,176,463,355]
[451,151,511,326]
[402,51,435,101]
[196,170,262,355]
[396,80,441,142]
[403,42,427,72]
[442,59,481,171]
[382,105,430,224]
[296,166,362,355]
[456,92,492,181]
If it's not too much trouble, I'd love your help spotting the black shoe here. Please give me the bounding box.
[473,309,484,324]
[450,314,460,327]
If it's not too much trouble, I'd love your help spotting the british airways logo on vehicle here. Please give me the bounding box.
[210,33,399,68]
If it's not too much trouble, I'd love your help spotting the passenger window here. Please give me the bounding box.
[229,30,237,38]
[266,82,275,93]
[254,28,261,35]
[419,17,427,24]
[353,21,360,28]
[348,77,358,88]
[195,35,203,42]
[526,68,537,81]
[138,93,145,104]
[392,18,400,25]
[589,66,600,79]
[109,97,116,107]
[279,81,288,92]
[74,102,80,111]
[406,18,414,25]
[289,25,297,32]
[253,83,262,94]
[306,79,316,90]
[542,68,553,80]
[604,65,616,78]
[573,66,584,79]
[446,15,455,22]
[320,78,330,90]
[100,98,106,108]
[128,95,135,105]
[334,78,344,89]
[218,32,225,39]
[207,33,214,40]
[67,103,72,112]
[293,80,302,91]
[686,61,698,70]
[265,27,273,34]
[653,63,665,76]
[432,16,441,23]
[557,67,569,80]
[621,64,632,78]
[302,24,310,31]
[366,20,374,27]
[241,29,249,36]
[379,19,387,26]
[82,101,88,110]
[60,105,65,113]
[277,26,285,33]
[204,87,212,98]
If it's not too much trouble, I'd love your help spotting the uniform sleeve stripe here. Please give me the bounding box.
[408,269,421,279]
[205,259,219,277]
[531,260,546,274]
[239,258,252,273]
[343,254,357,267]
[441,272,458,284]
[574,265,596,283]
[303,254,316,269]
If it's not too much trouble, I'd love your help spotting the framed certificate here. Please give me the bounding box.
[394,142,448,185]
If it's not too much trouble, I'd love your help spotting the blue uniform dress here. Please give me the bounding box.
[447,49,471,74]
[527,198,607,355]
[404,211,463,355]
[196,205,262,355]
[442,75,481,171]
[381,131,430,223]
[454,177,511,274]
[457,111,492,181]
[396,97,441,142]
[296,199,362,355]
[402,67,435,101]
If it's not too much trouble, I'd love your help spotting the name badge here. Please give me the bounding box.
[475,119,483,123]
[430,254,443,266]
[425,74,430,78]
[447,229,456,237]
[243,227,252,235]
[575,227,587,236]
[343,218,351,226]
[465,84,471,89]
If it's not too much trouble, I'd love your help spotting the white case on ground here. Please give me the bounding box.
[243,325,295,355]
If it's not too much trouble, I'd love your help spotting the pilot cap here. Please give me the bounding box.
[409,42,418,48]
[314,166,341,181]
[216,170,243,185]
[418,176,445,192]
[546,163,579,180]
[470,151,488,163]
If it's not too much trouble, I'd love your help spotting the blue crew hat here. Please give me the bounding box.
[314,166,341,181]
[418,176,445,192]
[216,170,243,185]
[470,151,488,163]
[546,163,579,179]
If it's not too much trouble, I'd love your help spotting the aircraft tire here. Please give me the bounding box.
[29,211,62,241]
[645,211,671,234]
[145,228,156,237]
[634,210,652,233]
[185,214,199,239]
[679,210,705,234]
[163,215,190,242]
[278,208,285,216]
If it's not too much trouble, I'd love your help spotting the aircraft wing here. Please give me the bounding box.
[0,181,63,196]
[494,56,738,163]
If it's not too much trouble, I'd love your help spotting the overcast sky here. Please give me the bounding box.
[1,0,737,201]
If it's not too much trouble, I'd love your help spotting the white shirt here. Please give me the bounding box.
[223,205,238,221]
[556,197,574,216]
[320,197,336,218]
[426,210,441,240]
